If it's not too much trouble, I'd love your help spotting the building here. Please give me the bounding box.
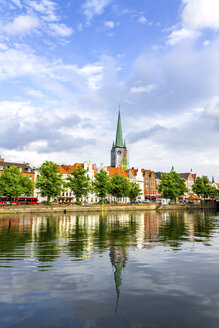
[0,156,35,182]
[143,170,161,201]
[178,172,196,197]
[126,168,144,201]
[111,110,129,170]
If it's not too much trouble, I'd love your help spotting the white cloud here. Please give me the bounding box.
[25,88,44,98]
[78,64,103,90]
[104,21,114,29]
[82,0,111,21]
[49,23,73,37]
[167,27,197,45]
[168,0,219,45]
[131,84,156,94]
[3,15,40,36]
[138,16,147,24]
[27,0,59,22]
[203,40,210,46]
[205,96,219,118]
[182,0,219,30]
[0,43,8,50]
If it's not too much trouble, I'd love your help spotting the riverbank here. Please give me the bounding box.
[0,203,217,215]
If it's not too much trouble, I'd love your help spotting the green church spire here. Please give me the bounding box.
[115,110,124,147]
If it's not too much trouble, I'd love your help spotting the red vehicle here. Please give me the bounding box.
[0,196,38,205]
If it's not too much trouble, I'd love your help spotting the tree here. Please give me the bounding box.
[36,161,63,204]
[158,171,188,202]
[67,166,91,205]
[192,176,211,199]
[0,165,34,204]
[129,182,142,202]
[109,174,130,201]
[92,169,110,204]
[208,186,219,200]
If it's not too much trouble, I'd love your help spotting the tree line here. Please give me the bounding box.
[0,161,142,204]
[0,161,218,205]
[158,170,219,202]
[36,161,142,204]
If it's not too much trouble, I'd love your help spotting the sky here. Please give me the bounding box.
[0,0,219,180]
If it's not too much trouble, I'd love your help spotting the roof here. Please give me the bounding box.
[179,173,190,180]
[0,161,34,173]
[155,172,167,179]
[107,167,128,177]
[60,163,96,175]
[58,166,68,174]
[125,168,138,177]
[61,163,84,174]
[115,110,124,148]
[187,195,200,200]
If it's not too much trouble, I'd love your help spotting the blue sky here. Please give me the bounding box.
[0,0,219,180]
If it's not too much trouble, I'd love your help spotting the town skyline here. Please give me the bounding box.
[0,0,218,180]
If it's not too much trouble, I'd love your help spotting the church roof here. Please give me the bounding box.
[115,110,124,148]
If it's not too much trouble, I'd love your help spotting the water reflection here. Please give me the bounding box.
[0,210,219,328]
[0,210,217,263]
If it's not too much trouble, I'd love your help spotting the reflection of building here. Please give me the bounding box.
[109,246,127,312]
[111,110,129,170]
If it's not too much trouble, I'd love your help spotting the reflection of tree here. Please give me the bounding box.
[0,217,32,259]
[193,211,217,243]
[68,216,90,258]
[33,216,59,262]
[159,213,188,249]
[159,211,217,249]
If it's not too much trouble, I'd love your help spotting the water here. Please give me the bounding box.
[0,210,219,328]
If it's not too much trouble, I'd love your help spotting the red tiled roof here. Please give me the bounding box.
[61,163,84,174]
[107,167,128,177]
[187,195,200,200]
[58,166,68,174]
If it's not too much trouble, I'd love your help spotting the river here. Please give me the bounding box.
[0,210,219,327]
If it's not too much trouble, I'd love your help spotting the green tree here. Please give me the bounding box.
[93,169,110,204]
[67,166,91,205]
[129,182,142,202]
[36,161,63,204]
[0,165,34,204]
[109,174,130,201]
[192,176,212,199]
[158,171,188,202]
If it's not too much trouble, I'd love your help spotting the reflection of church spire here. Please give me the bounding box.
[109,247,127,313]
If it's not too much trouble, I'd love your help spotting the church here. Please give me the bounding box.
[111,111,129,170]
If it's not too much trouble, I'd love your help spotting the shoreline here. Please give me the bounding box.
[0,203,217,215]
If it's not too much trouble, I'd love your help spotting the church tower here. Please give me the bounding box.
[111,110,129,170]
